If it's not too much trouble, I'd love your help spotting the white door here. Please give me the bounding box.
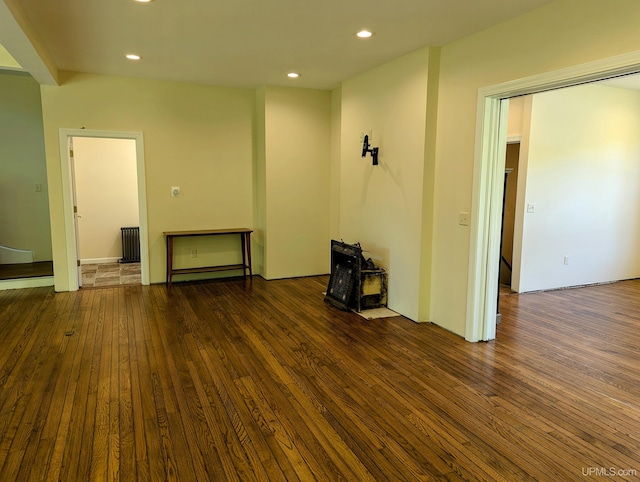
[68,137,83,287]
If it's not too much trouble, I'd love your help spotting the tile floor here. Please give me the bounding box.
[81,262,141,288]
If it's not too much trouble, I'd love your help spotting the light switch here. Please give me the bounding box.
[458,212,470,226]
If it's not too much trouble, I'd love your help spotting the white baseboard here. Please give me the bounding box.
[0,276,54,291]
[80,257,121,265]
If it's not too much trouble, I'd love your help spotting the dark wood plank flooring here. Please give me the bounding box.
[0,261,53,280]
[0,276,638,481]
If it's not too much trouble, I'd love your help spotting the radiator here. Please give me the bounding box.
[120,226,140,263]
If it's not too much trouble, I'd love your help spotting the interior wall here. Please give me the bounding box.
[511,96,533,294]
[73,137,138,262]
[418,47,441,322]
[340,47,431,321]
[0,46,20,69]
[41,72,255,289]
[330,87,342,241]
[261,86,332,279]
[431,0,640,337]
[0,70,52,261]
[254,86,267,276]
[517,83,640,292]
[507,96,524,139]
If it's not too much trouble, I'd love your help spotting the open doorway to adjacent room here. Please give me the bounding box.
[499,74,640,297]
[71,136,141,288]
[467,53,640,341]
[60,129,149,291]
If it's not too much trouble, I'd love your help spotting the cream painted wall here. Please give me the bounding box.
[418,47,440,322]
[330,87,342,241]
[0,46,20,69]
[340,47,431,321]
[260,86,331,279]
[511,95,533,295]
[507,96,524,138]
[431,0,640,336]
[0,71,52,261]
[73,137,138,262]
[517,83,640,292]
[41,72,255,288]
[254,87,267,276]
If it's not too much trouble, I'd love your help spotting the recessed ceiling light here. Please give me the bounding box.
[126,54,142,60]
[287,72,300,78]
[356,30,373,38]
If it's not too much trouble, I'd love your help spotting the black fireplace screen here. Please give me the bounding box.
[324,240,387,312]
[325,241,362,310]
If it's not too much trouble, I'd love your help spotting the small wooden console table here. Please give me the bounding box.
[164,228,253,286]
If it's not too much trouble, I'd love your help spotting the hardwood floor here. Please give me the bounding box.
[0,276,638,481]
[0,261,53,280]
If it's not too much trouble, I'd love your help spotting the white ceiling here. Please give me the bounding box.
[1,0,556,89]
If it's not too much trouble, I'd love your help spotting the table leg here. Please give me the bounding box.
[245,232,252,278]
[240,233,247,278]
[166,235,174,286]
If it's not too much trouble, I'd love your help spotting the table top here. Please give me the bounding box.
[164,228,253,237]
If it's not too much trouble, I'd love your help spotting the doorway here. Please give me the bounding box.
[59,129,149,290]
[499,142,519,289]
[72,136,141,288]
[466,52,640,342]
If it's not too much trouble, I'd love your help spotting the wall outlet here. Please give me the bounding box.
[563,255,569,265]
[458,212,470,226]
[171,186,180,197]
[191,249,197,258]
[35,183,42,192]
[527,203,535,213]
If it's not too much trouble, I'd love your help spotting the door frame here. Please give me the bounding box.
[466,50,640,342]
[59,128,150,290]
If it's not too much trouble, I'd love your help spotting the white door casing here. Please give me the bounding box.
[466,50,640,342]
[58,129,150,290]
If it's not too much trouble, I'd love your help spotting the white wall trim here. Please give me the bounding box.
[0,276,54,291]
[467,49,640,342]
[480,50,640,99]
[80,257,121,265]
[466,97,509,342]
[58,129,150,290]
